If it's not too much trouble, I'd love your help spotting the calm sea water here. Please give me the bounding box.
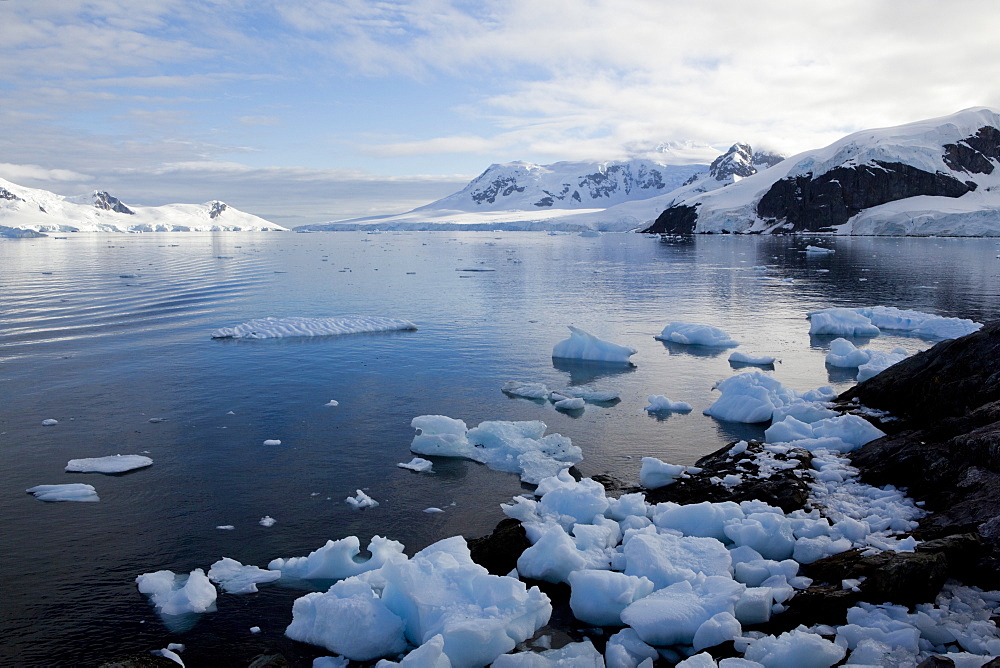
[2,231,999,666]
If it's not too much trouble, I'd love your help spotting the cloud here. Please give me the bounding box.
[0,163,93,183]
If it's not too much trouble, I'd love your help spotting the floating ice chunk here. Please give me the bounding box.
[325,400,339,407]
[397,457,433,472]
[568,570,655,626]
[825,338,871,368]
[766,414,885,454]
[807,308,881,338]
[269,535,405,580]
[805,245,835,254]
[552,326,637,364]
[136,568,217,617]
[860,305,981,339]
[554,397,585,410]
[411,416,581,485]
[605,628,660,668]
[41,418,58,426]
[259,515,276,527]
[65,454,153,473]
[703,371,800,423]
[857,347,909,382]
[346,490,379,509]
[424,507,444,513]
[693,611,742,651]
[151,648,184,666]
[207,557,280,594]
[644,396,693,413]
[623,532,733,589]
[492,638,604,666]
[656,322,739,347]
[620,576,744,647]
[216,525,235,530]
[211,316,418,339]
[502,381,551,400]
[652,501,744,542]
[374,634,449,667]
[376,536,552,667]
[27,483,99,502]
[743,629,846,667]
[729,351,777,366]
[724,512,795,561]
[566,387,621,402]
[262,439,282,446]
[639,457,697,489]
[286,578,408,662]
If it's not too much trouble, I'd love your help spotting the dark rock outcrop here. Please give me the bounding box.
[1,187,22,201]
[468,517,530,576]
[755,161,974,233]
[98,654,180,668]
[943,126,1000,174]
[646,203,700,235]
[93,190,135,214]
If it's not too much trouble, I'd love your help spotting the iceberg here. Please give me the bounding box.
[702,371,801,423]
[136,568,217,617]
[211,316,417,339]
[269,535,406,581]
[644,395,693,413]
[207,557,280,594]
[808,306,981,340]
[411,416,581,485]
[65,454,152,473]
[346,490,379,509]
[551,326,637,364]
[656,322,739,348]
[27,483,99,502]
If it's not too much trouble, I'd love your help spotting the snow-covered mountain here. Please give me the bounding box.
[643,107,1000,236]
[297,150,786,232]
[413,159,707,212]
[0,178,285,235]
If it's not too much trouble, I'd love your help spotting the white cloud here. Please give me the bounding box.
[0,163,93,183]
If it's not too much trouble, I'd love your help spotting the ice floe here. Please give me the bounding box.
[41,418,58,426]
[211,316,418,339]
[397,457,433,472]
[809,306,981,340]
[262,439,282,446]
[65,454,152,473]
[656,323,739,347]
[136,568,217,617]
[269,535,405,581]
[552,326,637,364]
[346,490,379,509]
[27,483,99,502]
[728,351,777,366]
[411,416,581,485]
[703,371,835,424]
[259,515,276,527]
[207,558,280,594]
[644,395,693,413]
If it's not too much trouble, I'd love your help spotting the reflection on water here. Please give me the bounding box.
[1,232,998,666]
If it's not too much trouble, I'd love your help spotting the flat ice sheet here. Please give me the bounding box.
[27,483,100,502]
[211,316,418,339]
[65,454,153,474]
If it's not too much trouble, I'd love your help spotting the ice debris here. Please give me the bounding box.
[656,322,739,348]
[65,454,152,473]
[346,490,379,509]
[207,557,280,594]
[27,483,99,502]
[211,315,418,339]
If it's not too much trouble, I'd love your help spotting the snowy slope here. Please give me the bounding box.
[643,107,1000,236]
[298,147,782,232]
[0,178,285,233]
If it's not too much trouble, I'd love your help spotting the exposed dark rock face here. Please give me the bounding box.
[943,126,1000,174]
[98,654,180,668]
[93,190,135,215]
[841,321,1000,423]
[755,161,975,232]
[842,320,1000,588]
[644,203,699,234]
[472,175,526,205]
[0,187,22,201]
[468,517,530,576]
[209,201,228,219]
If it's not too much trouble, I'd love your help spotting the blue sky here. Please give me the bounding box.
[2,0,999,227]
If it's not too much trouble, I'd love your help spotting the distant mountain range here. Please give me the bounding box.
[643,107,1000,236]
[301,107,1000,236]
[0,178,285,235]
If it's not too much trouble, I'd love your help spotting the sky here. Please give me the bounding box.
[2,0,999,228]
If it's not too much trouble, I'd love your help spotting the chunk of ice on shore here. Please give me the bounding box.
[269,535,405,580]
[857,347,909,382]
[211,316,418,339]
[492,638,604,666]
[640,457,698,488]
[552,325,637,364]
[136,568,217,617]
[27,483,99,502]
[411,416,581,485]
[65,454,153,473]
[397,457,433,472]
[346,490,379,509]
[207,557,280,594]
[656,322,739,347]
[743,629,845,667]
[644,396,693,413]
[568,570,655,626]
[620,577,744,647]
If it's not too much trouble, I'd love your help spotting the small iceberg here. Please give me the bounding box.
[397,457,433,473]
[65,454,152,474]
[346,489,379,509]
[211,316,417,339]
[136,568,217,623]
[805,245,835,254]
[644,396,693,413]
[552,326,636,364]
[208,558,280,594]
[27,483,100,502]
[728,351,777,366]
[656,322,738,348]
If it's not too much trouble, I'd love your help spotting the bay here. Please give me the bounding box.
[1,231,998,666]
